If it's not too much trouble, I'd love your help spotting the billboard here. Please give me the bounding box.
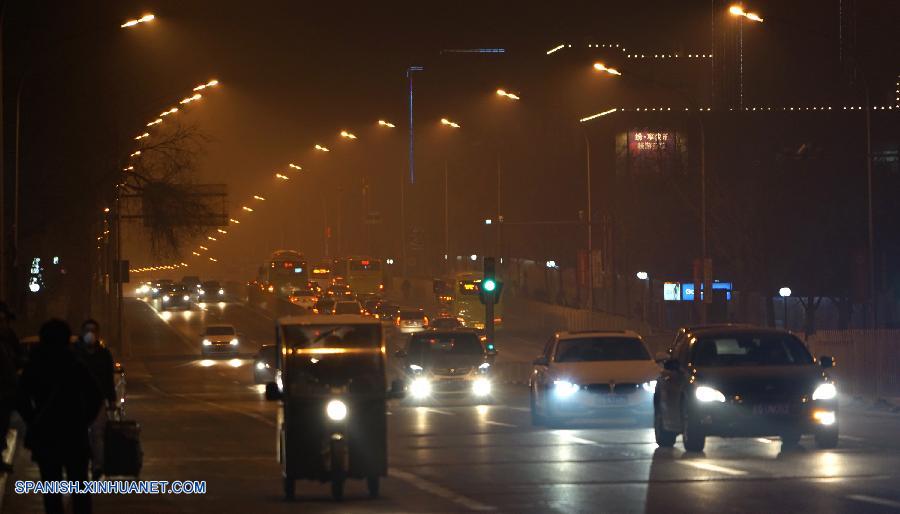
[615,129,688,176]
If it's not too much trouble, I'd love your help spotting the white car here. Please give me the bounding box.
[529,330,659,426]
[288,289,318,310]
[201,324,240,355]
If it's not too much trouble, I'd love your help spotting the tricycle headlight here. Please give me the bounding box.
[410,377,431,398]
[326,399,348,421]
[812,383,837,401]
[695,386,726,403]
[255,362,265,370]
[472,378,492,397]
[478,362,490,372]
[642,380,657,393]
[553,380,579,397]
[409,364,423,372]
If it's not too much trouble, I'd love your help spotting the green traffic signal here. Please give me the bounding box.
[482,279,497,292]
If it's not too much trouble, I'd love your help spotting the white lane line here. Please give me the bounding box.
[679,460,748,476]
[500,406,531,413]
[840,435,864,442]
[846,495,900,509]
[422,408,456,416]
[554,432,600,446]
[485,421,517,428]
[389,469,496,511]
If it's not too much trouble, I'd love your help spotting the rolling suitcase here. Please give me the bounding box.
[104,410,143,477]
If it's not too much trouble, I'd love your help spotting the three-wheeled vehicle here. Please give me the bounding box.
[264,314,403,501]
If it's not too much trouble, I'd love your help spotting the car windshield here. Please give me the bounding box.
[205,326,234,336]
[282,323,381,349]
[334,302,361,314]
[408,333,483,360]
[430,318,462,329]
[555,337,650,362]
[401,311,425,320]
[691,333,814,367]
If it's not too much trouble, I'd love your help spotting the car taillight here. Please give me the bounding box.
[379,283,384,290]
[395,318,400,326]
[494,317,502,323]
[423,316,429,325]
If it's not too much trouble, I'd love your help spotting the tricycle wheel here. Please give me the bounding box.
[331,479,345,501]
[283,477,295,500]
[367,476,380,498]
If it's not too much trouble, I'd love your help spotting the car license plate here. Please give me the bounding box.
[595,395,627,406]
[752,403,790,415]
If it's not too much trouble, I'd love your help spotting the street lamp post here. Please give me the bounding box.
[779,286,792,330]
[439,118,460,273]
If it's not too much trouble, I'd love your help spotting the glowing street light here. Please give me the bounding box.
[209,257,218,262]
[217,229,227,234]
[199,245,208,251]
[160,108,178,117]
[229,219,240,224]
[579,108,618,123]
[636,271,649,281]
[207,236,217,241]
[314,144,330,152]
[592,62,622,76]
[122,166,134,171]
[496,89,520,101]
[289,163,302,170]
[729,5,763,22]
[242,206,254,212]
[377,120,395,128]
[192,251,201,256]
[134,132,149,140]
[193,79,220,91]
[179,93,202,105]
[253,195,266,201]
[129,150,141,157]
[275,173,290,180]
[440,118,461,129]
[146,119,162,127]
[121,13,155,29]
[340,130,358,140]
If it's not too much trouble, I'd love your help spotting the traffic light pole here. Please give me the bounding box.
[485,295,495,346]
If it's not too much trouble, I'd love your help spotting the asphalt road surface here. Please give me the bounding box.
[6,298,900,513]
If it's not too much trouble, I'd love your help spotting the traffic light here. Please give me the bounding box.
[478,257,503,305]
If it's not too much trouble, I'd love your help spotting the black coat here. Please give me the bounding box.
[16,345,103,462]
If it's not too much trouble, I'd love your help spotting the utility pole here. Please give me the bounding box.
[583,133,593,311]
[404,66,423,277]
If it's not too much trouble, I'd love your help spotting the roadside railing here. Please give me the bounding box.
[806,330,900,399]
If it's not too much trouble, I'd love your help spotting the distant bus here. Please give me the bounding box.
[264,250,308,298]
[309,264,333,290]
[333,257,384,296]
[450,272,503,330]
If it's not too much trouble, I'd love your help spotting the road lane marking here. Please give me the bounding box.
[421,407,455,416]
[146,383,275,427]
[847,495,900,509]
[679,461,748,476]
[840,435,864,441]
[389,469,496,511]
[485,421,516,428]
[553,432,601,446]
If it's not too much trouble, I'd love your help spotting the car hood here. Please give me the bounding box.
[550,360,659,384]
[205,336,235,343]
[413,354,485,371]
[694,365,825,397]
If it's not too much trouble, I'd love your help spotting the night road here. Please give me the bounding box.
[3,298,899,513]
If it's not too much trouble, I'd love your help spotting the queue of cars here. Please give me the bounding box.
[136,276,230,310]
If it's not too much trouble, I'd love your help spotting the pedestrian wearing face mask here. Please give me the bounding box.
[73,319,116,479]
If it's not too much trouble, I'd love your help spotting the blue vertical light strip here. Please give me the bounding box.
[406,66,423,185]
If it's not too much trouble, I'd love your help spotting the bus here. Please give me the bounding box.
[309,264,333,290]
[450,272,503,330]
[264,250,309,298]
[334,257,384,296]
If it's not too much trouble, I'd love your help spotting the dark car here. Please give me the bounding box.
[428,316,464,330]
[253,344,277,384]
[397,329,496,401]
[312,297,336,315]
[373,303,400,322]
[151,279,174,299]
[199,280,226,301]
[654,326,838,452]
[161,284,192,310]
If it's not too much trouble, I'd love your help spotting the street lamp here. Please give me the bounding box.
[439,118,461,269]
[253,195,266,201]
[314,144,330,152]
[728,5,764,22]
[377,120,395,128]
[120,13,155,29]
[440,118,461,129]
[193,79,219,91]
[339,130,358,140]
[592,62,622,76]
[288,163,302,170]
[496,89,520,101]
[275,173,289,180]
[779,287,792,329]
[636,271,649,281]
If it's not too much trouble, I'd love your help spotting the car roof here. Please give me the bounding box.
[278,314,378,325]
[557,329,643,340]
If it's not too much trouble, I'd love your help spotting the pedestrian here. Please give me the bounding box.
[0,302,21,474]
[17,319,102,514]
[73,319,117,479]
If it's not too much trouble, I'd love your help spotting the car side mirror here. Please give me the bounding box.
[818,355,834,369]
[533,356,549,367]
[654,351,669,363]
[388,379,406,399]
[264,382,282,401]
[663,359,680,371]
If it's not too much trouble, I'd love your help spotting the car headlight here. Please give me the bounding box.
[230,338,239,346]
[326,399,348,421]
[255,362,266,370]
[472,378,492,397]
[695,385,727,403]
[218,288,225,295]
[202,339,211,346]
[812,383,837,401]
[152,287,159,293]
[162,295,170,302]
[553,380,579,397]
[183,295,190,301]
[642,380,657,393]
[478,362,490,371]
[409,364,423,372]
[198,289,205,295]
[410,377,432,398]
